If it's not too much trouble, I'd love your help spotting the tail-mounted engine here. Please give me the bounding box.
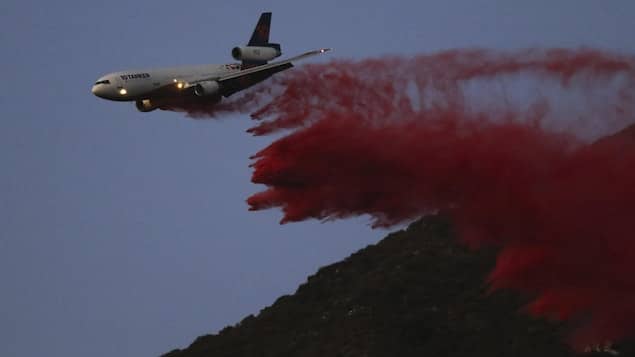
[231,44,281,62]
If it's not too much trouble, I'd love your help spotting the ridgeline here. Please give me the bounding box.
[162,215,632,356]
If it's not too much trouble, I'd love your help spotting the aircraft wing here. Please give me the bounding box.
[195,48,330,97]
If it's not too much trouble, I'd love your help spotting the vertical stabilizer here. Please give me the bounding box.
[248,12,271,46]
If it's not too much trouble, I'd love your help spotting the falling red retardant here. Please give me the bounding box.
[248,114,635,349]
[239,48,635,350]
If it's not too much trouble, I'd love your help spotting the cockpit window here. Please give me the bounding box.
[94,80,111,85]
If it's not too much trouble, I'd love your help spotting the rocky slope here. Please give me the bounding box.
[162,215,632,356]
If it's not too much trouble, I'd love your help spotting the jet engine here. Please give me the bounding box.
[135,99,157,112]
[231,46,281,62]
[194,80,221,97]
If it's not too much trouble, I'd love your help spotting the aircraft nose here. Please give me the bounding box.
[91,84,106,98]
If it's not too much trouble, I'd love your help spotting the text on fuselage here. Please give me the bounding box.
[120,73,151,80]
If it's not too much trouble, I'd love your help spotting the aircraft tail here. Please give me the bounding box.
[248,12,271,46]
[243,12,281,68]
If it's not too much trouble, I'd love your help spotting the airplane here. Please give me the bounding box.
[91,12,330,112]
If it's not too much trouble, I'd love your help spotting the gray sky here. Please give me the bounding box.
[2,1,634,356]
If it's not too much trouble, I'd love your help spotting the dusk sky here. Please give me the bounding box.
[2,1,635,356]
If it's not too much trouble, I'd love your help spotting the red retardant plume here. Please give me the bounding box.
[182,49,635,350]
[248,112,635,349]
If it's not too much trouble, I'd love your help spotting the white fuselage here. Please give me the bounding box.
[91,63,241,102]
[91,12,331,112]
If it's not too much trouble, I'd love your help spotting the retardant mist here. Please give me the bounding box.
[183,49,635,350]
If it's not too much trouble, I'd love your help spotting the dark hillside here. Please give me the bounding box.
[162,215,632,356]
